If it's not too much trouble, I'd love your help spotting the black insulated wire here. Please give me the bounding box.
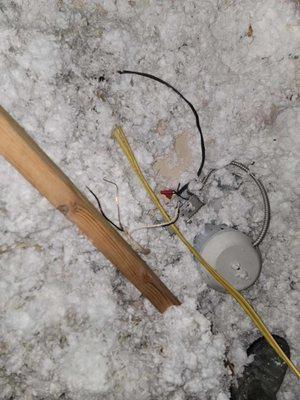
[118,70,206,194]
[86,186,124,232]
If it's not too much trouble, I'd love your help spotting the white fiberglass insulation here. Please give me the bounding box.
[0,1,299,399]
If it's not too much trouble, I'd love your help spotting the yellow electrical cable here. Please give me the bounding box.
[112,125,300,379]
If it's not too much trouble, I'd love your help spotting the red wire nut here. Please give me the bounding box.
[160,188,175,199]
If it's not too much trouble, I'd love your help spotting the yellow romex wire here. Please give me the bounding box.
[112,125,300,379]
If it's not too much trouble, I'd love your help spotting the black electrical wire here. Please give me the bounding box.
[118,70,206,195]
[86,186,124,231]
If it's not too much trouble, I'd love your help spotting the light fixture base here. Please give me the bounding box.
[194,224,262,293]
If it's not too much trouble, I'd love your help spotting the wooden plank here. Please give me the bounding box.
[0,106,180,312]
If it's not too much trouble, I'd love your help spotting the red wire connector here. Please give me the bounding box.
[160,188,175,199]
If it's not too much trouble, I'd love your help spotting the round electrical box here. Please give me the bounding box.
[194,224,262,293]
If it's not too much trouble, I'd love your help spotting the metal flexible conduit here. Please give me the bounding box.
[230,161,270,247]
[202,161,271,247]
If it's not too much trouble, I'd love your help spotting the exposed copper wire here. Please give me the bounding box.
[103,178,124,231]
[86,185,123,231]
[87,180,180,254]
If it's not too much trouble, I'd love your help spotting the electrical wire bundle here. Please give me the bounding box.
[113,71,300,378]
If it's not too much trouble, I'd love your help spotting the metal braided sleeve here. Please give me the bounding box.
[230,161,271,247]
